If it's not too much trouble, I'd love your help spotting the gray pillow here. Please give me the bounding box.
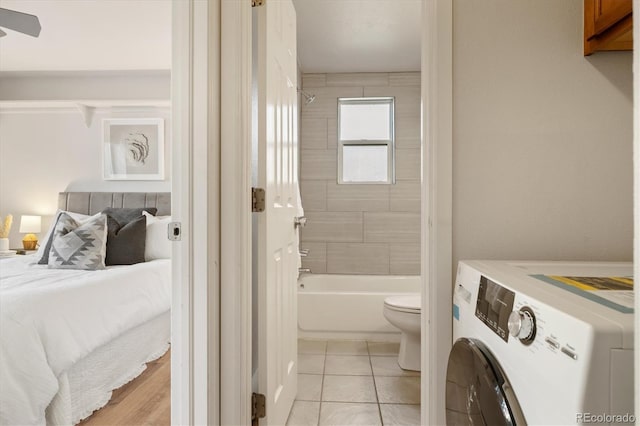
[105,214,147,265]
[101,207,157,224]
[48,213,108,270]
[102,207,156,265]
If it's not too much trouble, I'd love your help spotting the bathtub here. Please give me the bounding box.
[297,274,421,341]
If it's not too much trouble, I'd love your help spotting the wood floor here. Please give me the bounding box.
[79,350,170,426]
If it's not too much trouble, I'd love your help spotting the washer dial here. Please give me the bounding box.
[507,306,536,344]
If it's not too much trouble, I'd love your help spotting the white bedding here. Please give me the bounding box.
[0,255,171,425]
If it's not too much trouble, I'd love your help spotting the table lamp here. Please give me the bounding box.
[19,215,41,250]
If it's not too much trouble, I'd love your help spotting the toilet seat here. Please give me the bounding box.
[384,295,421,314]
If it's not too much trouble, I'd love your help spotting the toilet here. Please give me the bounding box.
[383,294,421,371]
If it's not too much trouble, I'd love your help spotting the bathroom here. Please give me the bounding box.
[245,0,634,424]
[289,2,423,424]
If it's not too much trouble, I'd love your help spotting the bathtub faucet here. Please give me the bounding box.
[298,268,311,274]
[294,216,307,229]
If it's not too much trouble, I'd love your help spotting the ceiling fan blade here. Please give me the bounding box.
[0,29,6,38]
[0,8,41,37]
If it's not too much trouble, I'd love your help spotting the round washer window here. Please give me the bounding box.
[445,338,526,426]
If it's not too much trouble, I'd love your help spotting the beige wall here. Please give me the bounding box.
[453,0,633,268]
[300,72,421,275]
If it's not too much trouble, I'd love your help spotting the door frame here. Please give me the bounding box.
[219,0,253,424]
[633,0,639,417]
[421,1,453,424]
[172,0,454,424]
[171,1,221,424]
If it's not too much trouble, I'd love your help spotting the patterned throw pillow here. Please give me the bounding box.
[48,212,108,270]
[37,211,100,265]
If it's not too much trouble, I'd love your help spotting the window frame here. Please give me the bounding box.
[337,96,396,185]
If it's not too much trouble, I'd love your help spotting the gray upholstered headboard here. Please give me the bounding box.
[58,192,171,216]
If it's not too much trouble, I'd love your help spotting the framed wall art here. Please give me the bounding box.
[103,118,165,180]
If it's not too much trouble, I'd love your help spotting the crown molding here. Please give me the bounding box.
[0,101,171,127]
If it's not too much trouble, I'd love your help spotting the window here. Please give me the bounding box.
[338,97,395,184]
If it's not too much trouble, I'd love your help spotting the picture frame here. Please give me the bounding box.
[103,118,165,180]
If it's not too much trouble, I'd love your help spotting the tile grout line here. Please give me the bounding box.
[316,341,328,426]
[367,341,385,425]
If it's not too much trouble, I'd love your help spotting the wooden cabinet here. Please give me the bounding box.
[584,0,633,55]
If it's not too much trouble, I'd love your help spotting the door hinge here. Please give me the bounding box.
[251,392,266,425]
[252,187,265,212]
[252,0,264,7]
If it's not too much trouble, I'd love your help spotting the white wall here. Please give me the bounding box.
[0,107,171,247]
[453,0,633,267]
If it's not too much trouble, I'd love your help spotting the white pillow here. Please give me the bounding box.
[143,211,172,260]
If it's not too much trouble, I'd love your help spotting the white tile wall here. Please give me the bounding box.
[300,72,421,276]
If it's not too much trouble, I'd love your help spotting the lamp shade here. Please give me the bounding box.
[19,215,41,234]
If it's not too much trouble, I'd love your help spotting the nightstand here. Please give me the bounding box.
[10,248,38,255]
[0,250,18,259]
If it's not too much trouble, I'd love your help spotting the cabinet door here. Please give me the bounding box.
[584,0,633,55]
[591,0,632,36]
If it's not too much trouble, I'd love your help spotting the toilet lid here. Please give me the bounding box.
[384,294,421,312]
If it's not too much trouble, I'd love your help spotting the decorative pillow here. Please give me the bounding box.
[105,214,147,265]
[143,211,172,260]
[101,207,158,225]
[48,213,108,270]
[37,211,101,265]
[35,211,62,262]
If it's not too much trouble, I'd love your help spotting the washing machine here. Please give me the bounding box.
[447,260,634,425]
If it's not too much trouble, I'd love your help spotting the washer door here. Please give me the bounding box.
[445,338,526,426]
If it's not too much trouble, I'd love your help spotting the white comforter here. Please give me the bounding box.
[0,256,171,425]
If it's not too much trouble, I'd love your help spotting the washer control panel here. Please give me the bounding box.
[458,263,598,365]
[475,276,515,342]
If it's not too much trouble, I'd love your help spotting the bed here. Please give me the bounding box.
[0,192,172,425]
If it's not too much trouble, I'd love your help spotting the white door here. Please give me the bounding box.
[256,0,298,424]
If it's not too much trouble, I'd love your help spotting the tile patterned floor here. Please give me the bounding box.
[287,340,421,426]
